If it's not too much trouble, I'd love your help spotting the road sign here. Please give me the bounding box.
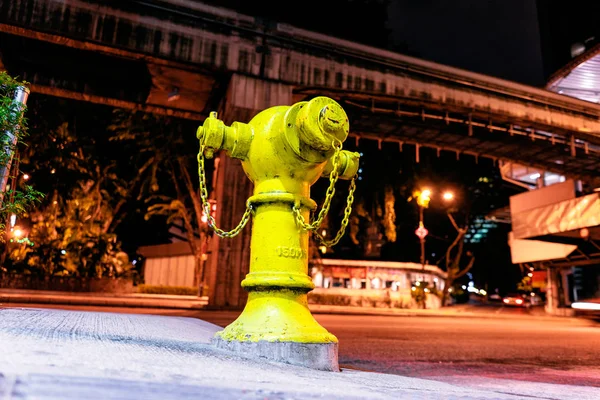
[415,224,428,239]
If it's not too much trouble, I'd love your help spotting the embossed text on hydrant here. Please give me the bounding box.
[276,246,308,259]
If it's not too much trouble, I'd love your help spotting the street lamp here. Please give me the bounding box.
[413,189,455,269]
[413,188,432,269]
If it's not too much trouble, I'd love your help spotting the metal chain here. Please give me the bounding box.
[292,140,342,232]
[292,140,359,247]
[197,146,252,238]
[313,175,357,247]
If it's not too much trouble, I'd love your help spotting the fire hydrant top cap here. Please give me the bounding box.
[297,97,349,153]
[318,103,348,141]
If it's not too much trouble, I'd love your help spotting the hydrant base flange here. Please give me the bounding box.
[211,337,339,372]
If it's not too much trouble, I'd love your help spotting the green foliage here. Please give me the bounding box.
[137,284,198,295]
[308,292,410,309]
[6,117,131,278]
[383,185,396,242]
[0,72,44,240]
[8,188,133,278]
[517,273,533,293]
[0,72,28,156]
[411,281,442,308]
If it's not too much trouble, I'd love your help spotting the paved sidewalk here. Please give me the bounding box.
[1,307,597,400]
[0,289,207,309]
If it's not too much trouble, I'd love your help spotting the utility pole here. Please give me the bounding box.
[0,85,29,204]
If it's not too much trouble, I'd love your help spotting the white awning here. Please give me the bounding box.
[512,193,600,240]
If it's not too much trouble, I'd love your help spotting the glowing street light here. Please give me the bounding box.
[13,228,23,238]
[416,189,432,208]
[23,173,29,181]
[443,191,454,201]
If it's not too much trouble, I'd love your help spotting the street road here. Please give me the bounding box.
[325,313,600,388]
[4,304,600,388]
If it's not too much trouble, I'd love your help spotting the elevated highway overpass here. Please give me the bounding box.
[1,0,599,185]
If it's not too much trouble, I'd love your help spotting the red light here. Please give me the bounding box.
[503,299,509,304]
[516,299,523,305]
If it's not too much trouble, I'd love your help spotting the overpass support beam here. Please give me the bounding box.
[204,75,294,308]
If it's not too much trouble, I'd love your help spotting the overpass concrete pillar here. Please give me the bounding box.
[204,74,293,308]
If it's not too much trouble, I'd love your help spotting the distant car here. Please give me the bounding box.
[571,298,600,319]
[489,293,502,302]
[502,293,528,307]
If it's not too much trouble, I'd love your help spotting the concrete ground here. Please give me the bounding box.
[1,307,599,400]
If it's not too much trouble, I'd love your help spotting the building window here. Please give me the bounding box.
[313,68,322,85]
[239,49,249,72]
[180,36,193,61]
[116,20,132,47]
[134,26,148,51]
[335,72,343,88]
[365,79,374,91]
[204,41,217,64]
[153,30,162,54]
[354,77,362,90]
[101,16,116,43]
[220,44,229,67]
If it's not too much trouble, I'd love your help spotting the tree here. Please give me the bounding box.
[8,188,131,278]
[6,118,132,278]
[383,185,396,243]
[440,212,475,306]
[109,111,210,294]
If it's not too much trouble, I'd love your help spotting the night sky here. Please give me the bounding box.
[203,0,557,87]
[204,0,600,86]
[386,0,545,86]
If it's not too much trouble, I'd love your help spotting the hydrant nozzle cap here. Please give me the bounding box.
[297,97,349,154]
[319,104,349,142]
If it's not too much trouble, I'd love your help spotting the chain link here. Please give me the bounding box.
[313,175,357,247]
[197,146,252,238]
[292,140,358,247]
[292,140,342,231]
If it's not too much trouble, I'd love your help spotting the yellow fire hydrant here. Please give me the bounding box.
[196,97,359,371]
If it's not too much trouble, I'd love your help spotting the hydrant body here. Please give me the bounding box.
[198,97,359,371]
